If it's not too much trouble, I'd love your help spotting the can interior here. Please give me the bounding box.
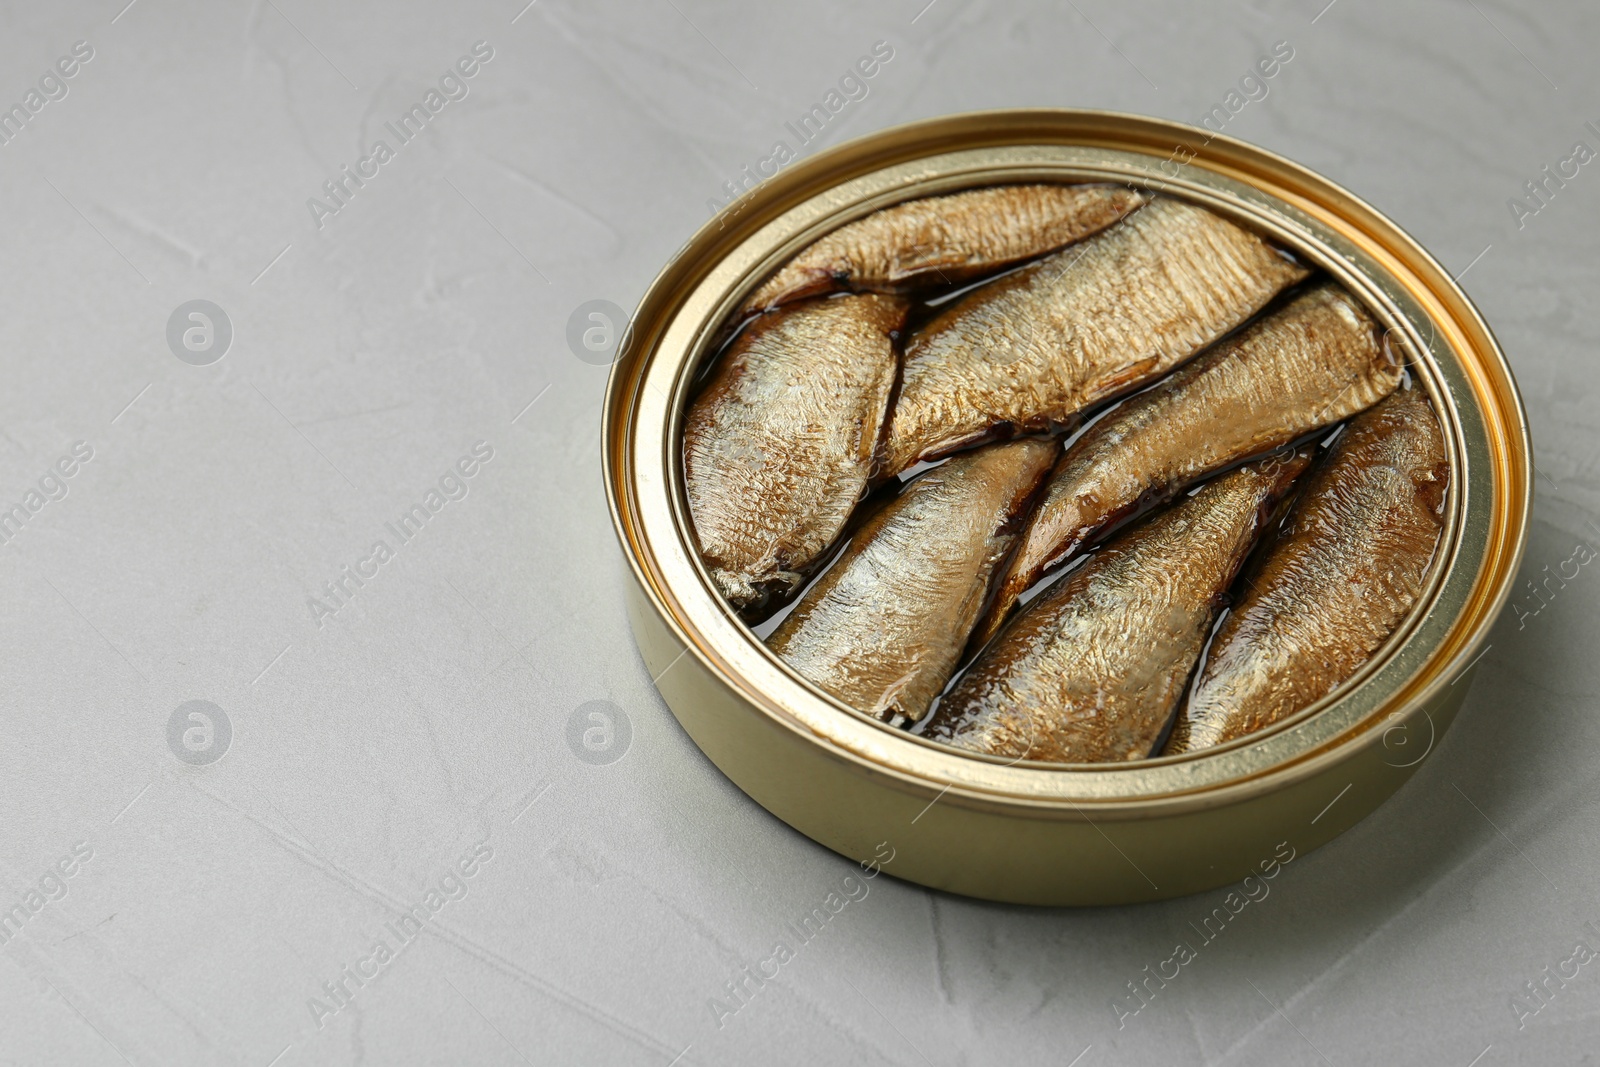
[674,164,1461,762]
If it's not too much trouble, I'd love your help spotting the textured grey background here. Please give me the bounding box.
[0,0,1595,1064]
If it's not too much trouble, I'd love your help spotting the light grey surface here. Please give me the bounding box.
[0,0,1595,1063]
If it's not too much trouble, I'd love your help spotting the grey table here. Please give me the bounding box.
[1,0,1594,1063]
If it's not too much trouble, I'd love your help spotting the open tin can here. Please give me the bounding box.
[603,109,1531,905]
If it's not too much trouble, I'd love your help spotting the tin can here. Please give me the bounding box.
[603,109,1531,905]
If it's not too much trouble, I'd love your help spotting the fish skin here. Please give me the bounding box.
[971,282,1402,652]
[923,453,1310,763]
[1163,388,1449,755]
[767,437,1058,725]
[740,183,1147,315]
[685,294,908,617]
[881,197,1311,477]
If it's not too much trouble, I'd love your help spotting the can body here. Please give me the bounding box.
[604,110,1531,905]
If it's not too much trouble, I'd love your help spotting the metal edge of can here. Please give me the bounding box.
[602,109,1532,904]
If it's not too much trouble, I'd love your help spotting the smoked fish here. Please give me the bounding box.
[924,454,1309,763]
[767,438,1057,725]
[1163,388,1449,754]
[741,183,1146,315]
[881,197,1310,476]
[971,282,1401,651]
[685,294,907,616]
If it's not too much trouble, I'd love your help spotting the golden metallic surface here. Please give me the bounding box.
[684,293,906,616]
[973,281,1401,650]
[881,196,1310,476]
[927,454,1307,762]
[603,110,1531,905]
[768,437,1056,726]
[739,182,1145,315]
[1166,389,1449,754]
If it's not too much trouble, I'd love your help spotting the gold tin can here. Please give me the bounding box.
[603,109,1531,905]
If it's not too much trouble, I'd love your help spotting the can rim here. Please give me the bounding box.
[604,108,1531,817]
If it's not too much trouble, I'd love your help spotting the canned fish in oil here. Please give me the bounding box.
[602,109,1531,905]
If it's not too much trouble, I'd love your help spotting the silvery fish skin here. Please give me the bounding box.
[767,438,1057,725]
[685,294,907,617]
[923,454,1309,763]
[971,282,1402,652]
[1163,389,1448,754]
[881,197,1311,476]
[741,183,1146,315]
